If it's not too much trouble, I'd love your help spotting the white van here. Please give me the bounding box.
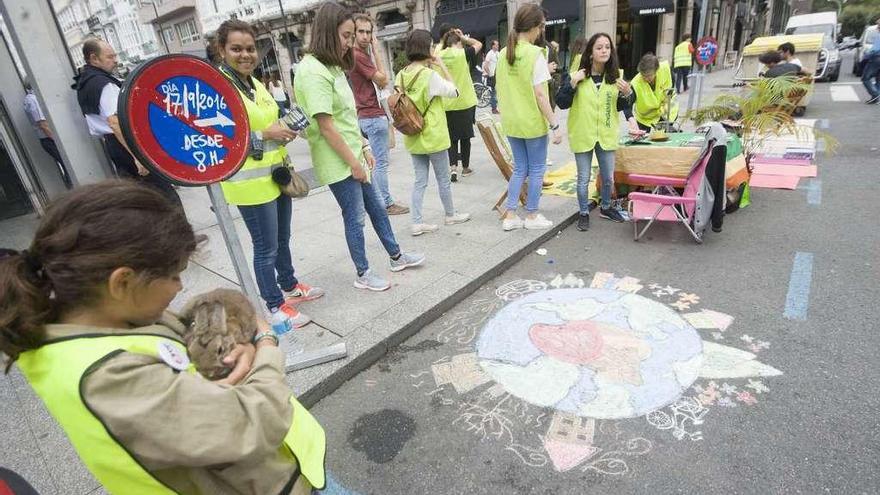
[785,11,841,81]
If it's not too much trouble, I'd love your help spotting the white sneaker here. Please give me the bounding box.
[444,213,471,225]
[411,223,439,236]
[450,165,460,183]
[524,214,553,230]
[502,215,524,231]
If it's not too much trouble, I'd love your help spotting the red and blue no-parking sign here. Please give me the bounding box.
[119,55,250,186]
[695,36,719,67]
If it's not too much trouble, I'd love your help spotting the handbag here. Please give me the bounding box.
[272,157,310,198]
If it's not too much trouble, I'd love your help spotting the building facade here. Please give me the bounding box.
[137,0,207,57]
[54,0,160,70]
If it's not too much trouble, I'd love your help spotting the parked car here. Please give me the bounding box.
[839,36,859,50]
[785,11,841,81]
[853,25,878,76]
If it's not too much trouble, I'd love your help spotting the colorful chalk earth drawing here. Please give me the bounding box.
[412,272,782,475]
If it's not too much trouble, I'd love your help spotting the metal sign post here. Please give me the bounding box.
[118,54,346,371]
[118,54,259,311]
[686,0,713,114]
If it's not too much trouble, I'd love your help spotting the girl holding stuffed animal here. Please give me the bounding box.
[0,181,327,495]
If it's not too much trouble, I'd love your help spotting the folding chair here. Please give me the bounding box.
[627,142,714,244]
[476,116,527,216]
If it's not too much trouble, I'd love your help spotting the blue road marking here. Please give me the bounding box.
[783,252,814,321]
[314,472,360,495]
[806,179,822,205]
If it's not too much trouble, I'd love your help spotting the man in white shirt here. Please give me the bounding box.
[482,40,500,113]
[778,42,802,68]
[23,83,71,187]
[74,38,180,206]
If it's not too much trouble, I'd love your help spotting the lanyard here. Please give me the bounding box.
[220,63,256,102]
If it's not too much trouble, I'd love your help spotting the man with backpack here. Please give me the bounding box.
[348,14,409,215]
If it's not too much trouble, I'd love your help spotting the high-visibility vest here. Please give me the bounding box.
[570,53,582,75]
[219,68,287,206]
[17,334,327,494]
[438,47,478,111]
[395,66,450,155]
[567,71,623,153]
[673,41,693,68]
[496,41,547,139]
[632,61,679,128]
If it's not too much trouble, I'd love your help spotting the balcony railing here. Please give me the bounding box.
[137,0,197,25]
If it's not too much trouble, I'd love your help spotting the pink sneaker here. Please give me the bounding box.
[283,282,325,304]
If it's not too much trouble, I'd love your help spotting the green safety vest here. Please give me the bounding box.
[632,61,679,128]
[567,72,622,153]
[396,66,451,155]
[674,41,692,68]
[219,69,287,206]
[570,53,582,75]
[438,47,477,111]
[496,42,548,139]
[17,334,327,494]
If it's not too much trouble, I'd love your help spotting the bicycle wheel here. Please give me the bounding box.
[474,83,491,108]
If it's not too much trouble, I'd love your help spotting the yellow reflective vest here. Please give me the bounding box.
[396,66,451,155]
[17,334,327,494]
[496,41,548,139]
[632,61,679,128]
[567,71,624,153]
[439,47,478,111]
[219,68,287,206]
[674,41,693,68]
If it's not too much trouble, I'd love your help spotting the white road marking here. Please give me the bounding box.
[829,85,860,102]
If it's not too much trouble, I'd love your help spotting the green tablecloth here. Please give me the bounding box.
[621,132,744,163]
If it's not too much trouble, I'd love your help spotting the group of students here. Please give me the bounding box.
[0,3,695,495]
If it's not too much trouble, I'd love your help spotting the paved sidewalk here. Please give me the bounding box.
[0,112,582,494]
[0,67,747,493]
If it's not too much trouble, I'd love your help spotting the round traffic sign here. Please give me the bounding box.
[119,54,250,186]
[695,36,719,66]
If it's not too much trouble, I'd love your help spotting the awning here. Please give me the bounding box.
[542,0,580,25]
[630,0,675,15]
[432,1,506,39]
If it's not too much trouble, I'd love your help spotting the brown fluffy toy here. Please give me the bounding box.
[179,289,258,379]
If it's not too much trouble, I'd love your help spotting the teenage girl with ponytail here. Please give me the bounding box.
[0,181,328,495]
[495,3,562,232]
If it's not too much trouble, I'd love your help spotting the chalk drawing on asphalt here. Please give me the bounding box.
[407,272,781,477]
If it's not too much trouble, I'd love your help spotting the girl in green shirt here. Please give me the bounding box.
[294,2,424,292]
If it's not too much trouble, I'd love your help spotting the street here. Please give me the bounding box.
[310,54,880,494]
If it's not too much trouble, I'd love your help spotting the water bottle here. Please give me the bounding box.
[270,310,304,357]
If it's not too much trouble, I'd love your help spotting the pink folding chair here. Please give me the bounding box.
[627,143,714,244]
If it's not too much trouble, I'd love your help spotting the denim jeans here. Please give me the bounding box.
[358,116,394,207]
[575,145,615,212]
[238,195,298,311]
[411,151,455,224]
[328,175,401,275]
[505,135,548,213]
[488,75,497,111]
[861,54,880,99]
[674,67,690,93]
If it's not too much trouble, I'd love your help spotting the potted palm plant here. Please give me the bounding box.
[687,75,837,167]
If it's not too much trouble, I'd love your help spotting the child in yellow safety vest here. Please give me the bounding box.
[495,3,563,232]
[396,29,472,236]
[556,33,643,232]
[0,181,328,495]
[438,28,482,181]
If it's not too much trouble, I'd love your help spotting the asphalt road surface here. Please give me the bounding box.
[311,55,879,495]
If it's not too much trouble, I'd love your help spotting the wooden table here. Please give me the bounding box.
[614,133,749,189]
